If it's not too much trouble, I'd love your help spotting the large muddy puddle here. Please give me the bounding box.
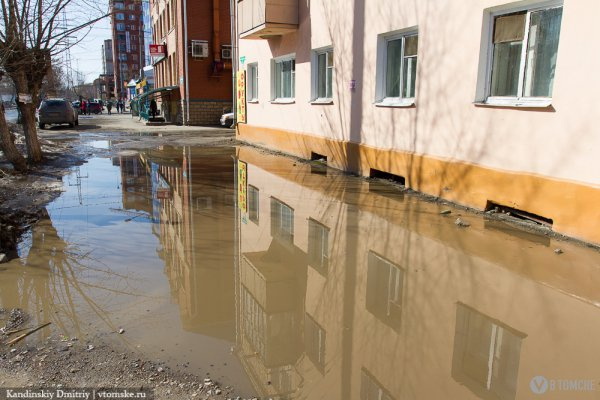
[2,144,600,399]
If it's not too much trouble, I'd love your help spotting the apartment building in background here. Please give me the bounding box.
[110,0,146,100]
[150,0,233,125]
[97,39,115,99]
[235,0,600,245]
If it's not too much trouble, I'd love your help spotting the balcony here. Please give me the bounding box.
[238,0,298,39]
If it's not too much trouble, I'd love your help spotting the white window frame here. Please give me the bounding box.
[271,54,295,103]
[116,23,126,31]
[375,27,418,107]
[247,63,259,103]
[475,0,563,107]
[311,46,334,103]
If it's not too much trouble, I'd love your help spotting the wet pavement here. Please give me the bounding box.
[1,141,600,399]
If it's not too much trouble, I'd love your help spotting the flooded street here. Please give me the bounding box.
[2,141,600,399]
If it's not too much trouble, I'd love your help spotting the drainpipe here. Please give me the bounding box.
[213,0,221,63]
[230,0,237,126]
[183,0,190,124]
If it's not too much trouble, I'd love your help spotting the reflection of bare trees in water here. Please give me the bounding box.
[0,208,146,339]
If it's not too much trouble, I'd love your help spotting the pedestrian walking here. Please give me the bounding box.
[107,102,112,115]
[81,100,87,115]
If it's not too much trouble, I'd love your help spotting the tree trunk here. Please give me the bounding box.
[0,107,28,172]
[12,72,44,164]
[18,101,43,163]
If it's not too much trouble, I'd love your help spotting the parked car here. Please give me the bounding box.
[220,112,234,127]
[87,102,103,114]
[37,99,78,129]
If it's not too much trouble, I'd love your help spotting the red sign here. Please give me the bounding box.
[156,188,171,199]
[149,44,166,57]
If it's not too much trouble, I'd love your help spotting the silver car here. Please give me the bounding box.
[37,99,78,129]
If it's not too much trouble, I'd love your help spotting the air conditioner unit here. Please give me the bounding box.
[191,40,208,58]
[221,45,232,59]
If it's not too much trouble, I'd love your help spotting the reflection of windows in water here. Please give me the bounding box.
[452,303,525,400]
[195,196,212,210]
[240,281,296,366]
[271,198,294,243]
[308,218,329,275]
[223,194,235,206]
[271,365,293,394]
[248,185,259,224]
[360,368,395,400]
[304,313,325,372]
[241,286,266,358]
[365,251,403,330]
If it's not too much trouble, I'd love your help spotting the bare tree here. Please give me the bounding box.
[0,69,28,171]
[0,0,109,164]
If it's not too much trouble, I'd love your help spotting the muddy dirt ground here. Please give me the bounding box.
[0,309,237,399]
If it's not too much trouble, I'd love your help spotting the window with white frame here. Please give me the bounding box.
[272,56,295,100]
[365,251,403,331]
[271,197,294,243]
[116,23,125,31]
[248,185,259,223]
[247,63,258,101]
[376,29,418,105]
[305,313,326,372]
[114,2,124,9]
[486,3,563,103]
[308,218,329,275]
[115,13,125,20]
[312,48,333,101]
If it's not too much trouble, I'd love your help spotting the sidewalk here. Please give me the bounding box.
[72,112,233,134]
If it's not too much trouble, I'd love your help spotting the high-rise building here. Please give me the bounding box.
[102,39,114,75]
[110,0,146,100]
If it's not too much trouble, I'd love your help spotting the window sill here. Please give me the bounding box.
[475,98,553,109]
[310,99,334,105]
[270,99,295,104]
[248,99,259,104]
[374,98,415,108]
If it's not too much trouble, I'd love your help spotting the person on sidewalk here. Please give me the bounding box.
[150,99,157,119]
[81,100,86,115]
[107,102,112,115]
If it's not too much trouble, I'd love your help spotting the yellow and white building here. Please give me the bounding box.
[235,0,600,244]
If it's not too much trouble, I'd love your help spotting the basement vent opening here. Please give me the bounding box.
[369,168,406,186]
[310,152,327,163]
[485,201,553,227]
[310,152,328,175]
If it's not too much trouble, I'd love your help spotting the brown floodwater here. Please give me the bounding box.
[1,143,600,400]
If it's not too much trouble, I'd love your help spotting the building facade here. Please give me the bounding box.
[150,0,233,125]
[235,0,600,245]
[110,0,146,100]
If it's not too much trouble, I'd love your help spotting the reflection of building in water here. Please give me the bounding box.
[118,155,153,214]
[234,146,600,400]
[119,147,236,338]
[452,304,523,400]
